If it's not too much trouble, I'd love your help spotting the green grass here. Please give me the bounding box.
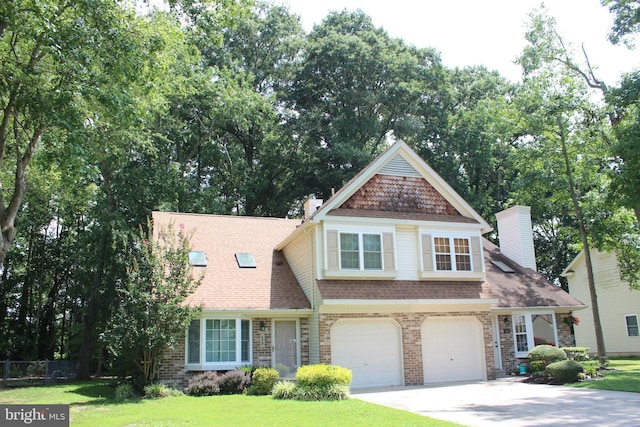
[0,380,460,426]
[569,358,640,393]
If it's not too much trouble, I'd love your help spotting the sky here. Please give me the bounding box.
[281,0,639,84]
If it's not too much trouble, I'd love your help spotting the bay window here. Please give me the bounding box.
[187,318,251,368]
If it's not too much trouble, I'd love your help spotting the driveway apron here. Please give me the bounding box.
[351,377,640,427]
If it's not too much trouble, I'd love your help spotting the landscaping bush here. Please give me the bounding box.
[296,364,352,388]
[115,383,136,401]
[530,360,547,373]
[272,381,297,400]
[561,347,590,361]
[217,370,251,395]
[527,345,567,371]
[185,372,220,396]
[144,383,183,398]
[545,360,584,383]
[246,367,280,395]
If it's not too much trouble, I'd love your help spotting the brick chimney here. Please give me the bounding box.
[304,196,323,219]
[495,206,537,271]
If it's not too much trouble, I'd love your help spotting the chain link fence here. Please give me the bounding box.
[1,360,78,387]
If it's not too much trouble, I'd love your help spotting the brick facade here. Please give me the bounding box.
[158,317,310,388]
[498,312,575,375]
[318,311,496,386]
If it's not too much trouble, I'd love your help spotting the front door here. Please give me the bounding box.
[272,320,298,378]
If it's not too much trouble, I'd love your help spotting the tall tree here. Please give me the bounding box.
[516,11,613,361]
[0,0,150,265]
[290,10,449,199]
[102,222,201,385]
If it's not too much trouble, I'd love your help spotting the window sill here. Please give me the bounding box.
[419,271,485,281]
[322,269,397,280]
[185,363,250,371]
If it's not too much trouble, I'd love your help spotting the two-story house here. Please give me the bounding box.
[156,140,584,388]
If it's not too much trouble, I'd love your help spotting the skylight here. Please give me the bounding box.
[235,252,256,268]
[189,251,207,267]
[490,259,515,273]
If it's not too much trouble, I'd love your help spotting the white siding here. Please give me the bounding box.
[283,232,314,306]
[496,206,537,271]
[396,225,419,280]
[569,249,640,355]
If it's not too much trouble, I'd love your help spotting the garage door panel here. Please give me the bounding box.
[331,319,403,388]
[422,317,485,383]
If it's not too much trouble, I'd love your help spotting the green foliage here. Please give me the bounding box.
[217,370,251,395]
[101,221,201,385]
[115,383,136,401]
[246,367,280,395]
[185,372,220,396]
[294,384,351,401]
[271,381,297,400]
[296,364,352,387]
[272,364,352,401]
[528,345,568,369]
[530,360,547,373]
[602,0,640,45]
[561,347,590,361]
[144,383,183,398]
[545,360,585,383]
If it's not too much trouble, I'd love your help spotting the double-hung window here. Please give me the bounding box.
[511,313,558,358]
[187,318,251,367]
[340,232,382,270]
[626,315,639,337]
[433,236,472,272]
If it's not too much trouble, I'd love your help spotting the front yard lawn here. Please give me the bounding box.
[570,358,640,393]
[0,380,460,426]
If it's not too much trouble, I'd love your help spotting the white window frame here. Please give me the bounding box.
[339,231,383,271]
[431,234,473,272]
[625,314,639,337]
[185,317,252,370]
[511,312,559,358]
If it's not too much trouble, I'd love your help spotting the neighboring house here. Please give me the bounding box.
[156,141,584,388]
[563,249,640,356]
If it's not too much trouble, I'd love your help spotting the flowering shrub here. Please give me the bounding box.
[185,372,220,396]
[217,370,250,395]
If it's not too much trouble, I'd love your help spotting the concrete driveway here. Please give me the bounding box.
[351,377,640,427]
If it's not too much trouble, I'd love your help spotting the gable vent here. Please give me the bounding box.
[379,154,421,178]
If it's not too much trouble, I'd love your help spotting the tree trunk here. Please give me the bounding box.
[559,119,607,362]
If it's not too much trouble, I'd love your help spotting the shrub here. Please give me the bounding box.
[217,370,251,395]
[246,367,280,395]
[527,345,567,371]
[115,383,136,401]
[545,360,584,383]
[185,372,220,396]
[296,364,352,388]
[144,383,182,398]
[530,360,546,373]
[272,381,297,400]
[561,347,590,361]
[237,365,256,375]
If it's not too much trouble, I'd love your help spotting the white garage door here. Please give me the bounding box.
[422,316,486,383]
[331,319,403,388]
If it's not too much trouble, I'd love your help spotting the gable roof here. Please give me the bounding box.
[561,249,586,277]
[483,239,585,309]
[280,141,491,249]
[152,211,310,311]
